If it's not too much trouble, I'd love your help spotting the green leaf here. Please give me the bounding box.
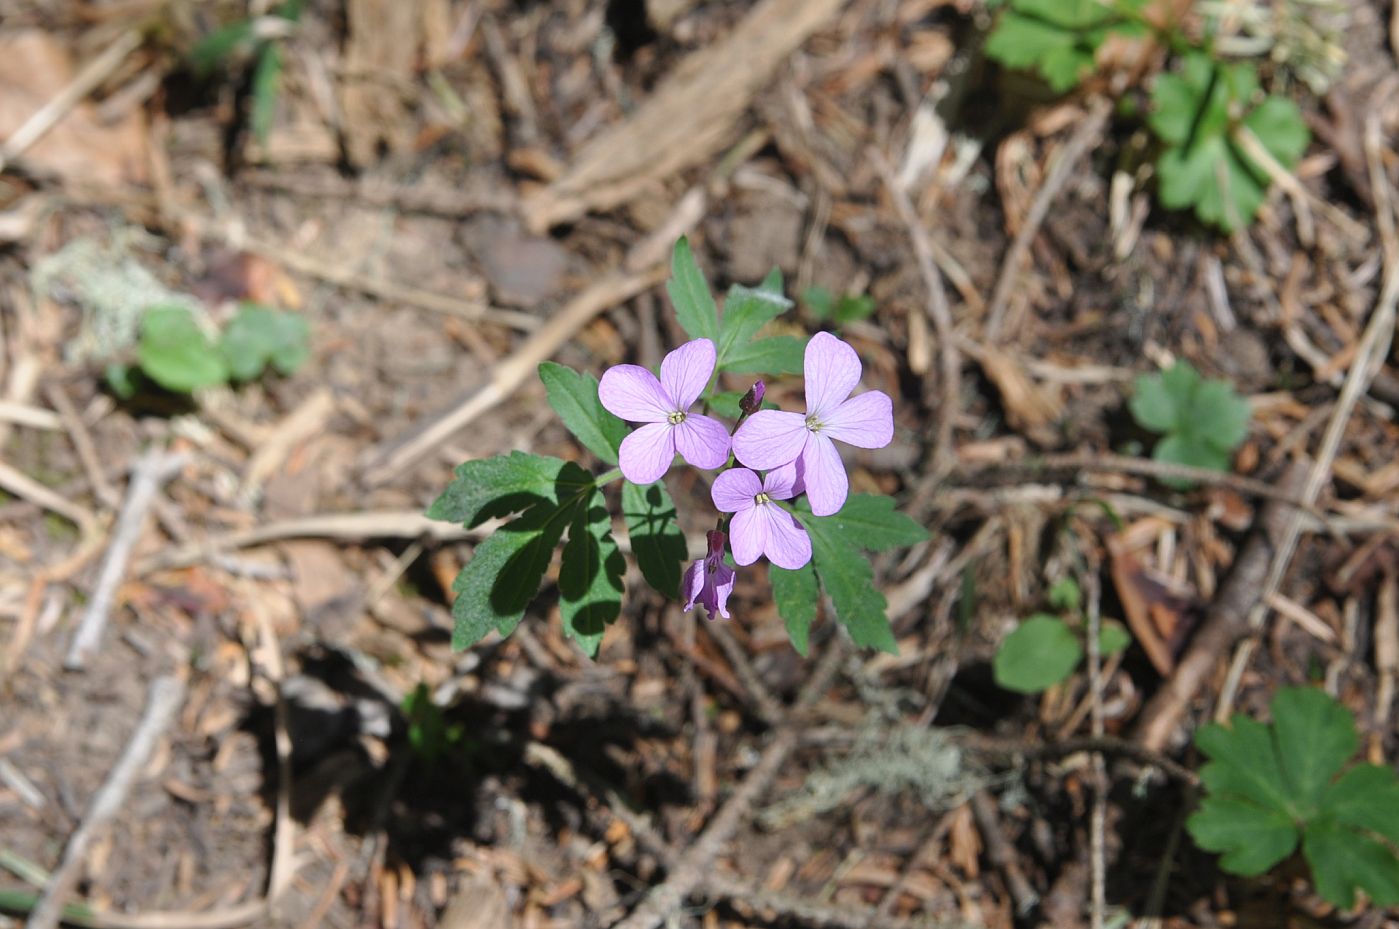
[716,271,791,370]
[1321,764,1399,847]
[448,462,596,650]
[1129,365,1190,433]
[538,362,627,465]
[832,294,876,325]
[666,237,719,343]
[250,42,282,146]
[1149,55,1309,231]
[220,304,310,380]
[1272,687,1358,813]
[720,336,807,375]
[189,20,257,76]
[427,451,565,528]
[105,363,138,399]
[558,488,625,657]
[137,306,228,392]
[801,514,898,654]
[622,480,688,599]
[1191,379,1251,451]
[707,390,745,420]
[803,285,835,320]
[771,562,819,656]
[1196,714,1294,815]
[1303,818,1399,908]
[1130,361,1250,483]
[1048,577,1081,612]
[993,615,1082,693]
[984,0,1145,93]
[809,494,929,551]
[1098,621,1131,656]
[1187,797,1299,876]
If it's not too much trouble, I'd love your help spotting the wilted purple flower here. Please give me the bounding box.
[731,332,892,516]
[739,380,766,415]
[599,338,731,485]
[682,529,736,620]
[711,467,811,569]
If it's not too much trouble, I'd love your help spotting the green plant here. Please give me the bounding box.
[1187,686,1399,908]
[984,0,1148,94]
[802,286,875,327]
[1148,52,1309,231]
[992,577,1131,693]
[1129,361,1250,486]
[109,303,310,397]
[188,0,304,145]
[402,684,464,765]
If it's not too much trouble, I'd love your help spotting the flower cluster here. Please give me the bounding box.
[600,332,893,621]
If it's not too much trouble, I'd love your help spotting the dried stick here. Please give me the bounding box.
[874,149,960,475]
[64,451,186,671]
[0,30,143,174]
[25,675,186,929]
[1132,460,1309,752]
[983,99,1111,342]
[610,729,797,929]
[707,874,962,929]
[0,459,99,534]
[46,383,118,508]
[969,790,1038,916]
[1214,113,1399,719]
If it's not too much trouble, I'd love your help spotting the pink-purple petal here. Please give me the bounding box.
[681,558,706,612]
[822,390,894,449]
[801,432,848,517]
[728,506,767,566]
[659,338,716,411]
[763,459,804,500]
[673,414,731,470]
[708,563,736,619]
[618,422,676,485]
[711,468,761,513]
[732,410,808,470]
[803,332,863,420]
[761,506,812,570]
[599,365,671,422]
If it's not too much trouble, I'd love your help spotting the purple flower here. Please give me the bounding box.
[683,529,736,620]
[711,467,811,569]
[599,338,731,485]
[731,332,893,516]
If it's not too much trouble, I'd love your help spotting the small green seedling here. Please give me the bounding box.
[1148,52,1309,231]
[984,0,1147,94]
[803,286,876,327]
[993,577,1131,694]
[402,684,465,766]
[110,303,310,397]
[1187,686,1399,909]
[188,0,304,145]
[1129,360,1250,486]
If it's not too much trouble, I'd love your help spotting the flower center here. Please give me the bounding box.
[754,492,770,506]
[805,413,823,433]
[667,410,687,425]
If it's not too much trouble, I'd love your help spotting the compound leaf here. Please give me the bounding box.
[771,562,819,656]
[814,494,929,551]
[1303,818,1399,908]
[667,237,719,343]
[558,489,625,658]
[720,335,807,375]
[716,269,791,371]
[801,514,897,654]
[1188,796,1299,876]
[539,362,627,465]
[622,479,688,599]
[428,451,566,528]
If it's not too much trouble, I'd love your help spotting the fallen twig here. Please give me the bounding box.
[64,450,186,671]
[969,789,1038,917]
[25,676,186,929]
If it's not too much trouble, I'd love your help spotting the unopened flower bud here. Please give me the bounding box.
[739,381,766,415]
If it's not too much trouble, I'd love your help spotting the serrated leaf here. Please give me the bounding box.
[250,42,282,146]
[720,336,807,375]
[667,237,719,343]
[1303,818,1399,908]
[716,270,791,370]
[1272,686,1358,813]
[771,562,818,656]
[558,489,624,658]
[801,513,897,654]
[1196,714,1294,815]
[993,615,1082,693]
[539,362,627,465]
[1190,379,1251,451]
[1321,764,1399,846]
[137,305,228,392]
[1187,797,1299,876]
[448,462,595,650]
[428,451,566,528]
[220,304,310,380]
[985,0,1144,93]
[622,480,687,599]
[1129,367,1187,433]
[1131,362,1250,483]
[809,494,929,551]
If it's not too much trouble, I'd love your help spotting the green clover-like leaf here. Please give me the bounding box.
[985,0,1146,93]
[993,614,1083,693]
[1129,361,1250,485]
[137,305,228,393]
